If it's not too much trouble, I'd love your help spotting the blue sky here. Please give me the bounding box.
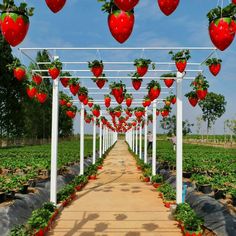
[14,0,236,134]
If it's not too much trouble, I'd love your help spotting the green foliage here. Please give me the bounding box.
[10,225,28,236]
[185,91,198,99]
[146,80,161,90]
[42,202,56,213]
[28,208,51,230]
[151,174,163,183]
[50,58,62,70]
[88,60,103,68]
[160,73,176,77]
[191,74,209,90]
[169,50,191,62]
[57,184,75,202]
[198,92,227,131]
[205,58,222,66]
[134,58,152,67]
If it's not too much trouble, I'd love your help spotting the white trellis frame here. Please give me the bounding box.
[19,47,216,205]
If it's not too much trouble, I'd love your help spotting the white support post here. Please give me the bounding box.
[132,128,135,152]
[80,104,85,175]
[99,120,102,158]
[139,125,142,159]
[152,100,157,176]
[102,125,105,154]
[92,117,96,164]
[176,72,183,203]
[135,127,138,155]
[144,107,148,163]
[50,56,59,204]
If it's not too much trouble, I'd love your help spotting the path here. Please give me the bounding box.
[49,140,182,236]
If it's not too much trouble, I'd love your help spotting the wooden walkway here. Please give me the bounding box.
[49,140,182,236]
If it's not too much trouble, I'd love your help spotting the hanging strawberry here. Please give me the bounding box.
[85,114,93,124]
[60,99,67,106]
[191,74,209,100]
[164,99,171,107]
[125,94,133,107]
[156,109,160,116]
[207,4,236,51]
[147,80,161,101]
[185,91,199,107]
[169,50,191,73]
[205,58,222,76]
[114,105,122,117]
[26,84,37,99]
[142,96,151,107]
[88,60,104,77]
[45,0,66,13]
[161,106,171,117]
[170,95,176,104]
[48,59,62,80]
[88,97,94,108]
[69,78,80,96]
[104,95,111,108]
[131,75,142,90]
[161,73,176,88]
[92,104,101,117]
[109,81,126,104]
[157,0,180,16]
[125,108,133,117]
[134,107,145,118]
[7,59,26,81]
[101,0,135,43]
[78,87,88,103]
[83,97,89,106]
[233,0,236,4]
[59,92,70,106]
[66,106,77,119]
[0,1,34,46]
[92,74,108,89]
[36,88,48,104]
[114,0,139,11]
[66,102,72,108]
[60,72,71,87]
[32,74,42,85]
[134,58,152,77]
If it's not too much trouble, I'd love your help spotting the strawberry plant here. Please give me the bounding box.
[207,3,236,51]
[78,86,88,102]
[205,58,222,76]
[169,50,191,72]
[92,104,101,117]
[99,0,135,43]
[191,74,209,100]
[0,0,34,46]
[131,73,143,90]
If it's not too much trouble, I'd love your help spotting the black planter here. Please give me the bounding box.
[197,184,212,194]
[232,196,236,206]
[0,192,6,203]
[20,184,29,194]
[28,179,36,187]
[183,172,192,179]
[214,189,226,200]
[5,191,15,201]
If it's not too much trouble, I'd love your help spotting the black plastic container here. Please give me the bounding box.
[197,184,212,194]
[214,189,226,200]
[0,192,6,203]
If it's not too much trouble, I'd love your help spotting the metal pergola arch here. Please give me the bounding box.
[19,46,216,205]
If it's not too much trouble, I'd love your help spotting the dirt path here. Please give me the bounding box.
[49,140,182,236]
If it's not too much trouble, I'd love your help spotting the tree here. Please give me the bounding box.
[198,92,227,134]
[160,115,194,136]
[225,119,236,142]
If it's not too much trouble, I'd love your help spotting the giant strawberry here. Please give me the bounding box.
[205,58,222,76]
[103,3,135,43]
[104,96,111,108]
[114,0,139,11]
[185,91,199,107]
[92,105,101,117]
[14,67,26,81]
[125,95,133,107]
[169,50,191,73]
[88,60,104,77]
[134,59,152,77]
[36,92,48,104]
[96,79,106,89]
[197,89,208,100]
[45,0,66,13]
[132,79,142,90]
[158,0,180,16]
[147,80,161,101]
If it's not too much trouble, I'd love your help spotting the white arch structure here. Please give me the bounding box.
[19,47,216,204]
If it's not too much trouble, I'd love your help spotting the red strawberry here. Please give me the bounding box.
[114,0,139,11]
[49,67,60,80]
[115,111,121,117]
[60,99,67,106]
[83,97,88,105]
[60,77,70,87]
[171,97,176,104]
[69,84,79,96]
[132,80,142,90]
[45,0,66,13]
[145,99,151,107]
[108,10,135,43]
[36,92,47,104]
[0,12,29,47]
[188,97,198,107]
[175,60,187,73]
[105,97,111,108]
[165,100,171,107]
[92,109,100,117]
[209,64,221,76]
[32,74,42,85]
[112,87,123,98]
[148,87,161,101]
[66,110,76,118]
[209,18,236,51]
[197,89,208,100]
[96,79,106,89]
[137,66,148,77]
[116,95,124,104]
[156,110,160,116]
[126,98,132,107]
[14,67,26,81]
[78,94,87,103]
[135,111,143,118]
[91,66,103,77]
[26,87,37,99]
[161,110,169,117]
[88,101,93,108]
[233,0,236,4]
[85,118,91,124]
[158,0,180,16]
[164,79,174,88]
